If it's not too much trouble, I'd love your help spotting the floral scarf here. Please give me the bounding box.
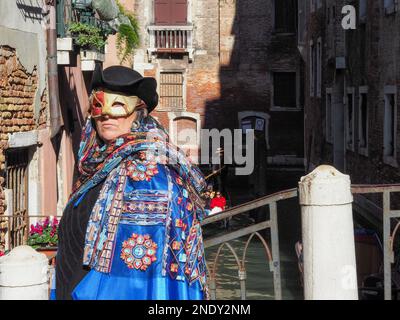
[68,115,206,273]
[69,115,206,207]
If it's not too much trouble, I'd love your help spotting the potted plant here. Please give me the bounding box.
[68,21,107,70]
[68,21,107,51]
[28,217,59,260]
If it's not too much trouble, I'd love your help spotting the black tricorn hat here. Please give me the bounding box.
[90,64,159,113]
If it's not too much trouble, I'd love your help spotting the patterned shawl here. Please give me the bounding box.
[69,115,206,207]
[68,115,207,272]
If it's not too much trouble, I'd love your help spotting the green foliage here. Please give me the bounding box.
[116,1,140,64]
[68,22,107,51]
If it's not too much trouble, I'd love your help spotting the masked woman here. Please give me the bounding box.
[55,65,209,300]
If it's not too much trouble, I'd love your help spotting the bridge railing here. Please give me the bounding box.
[202,182,400,300]
[201,188,298,300]
[351,184,400,300]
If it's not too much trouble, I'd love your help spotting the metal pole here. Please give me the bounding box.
[269,201,282,300]
[46,1,63,138]
[383,191,392,300]
[239,269,246,300]
[209,277,217,300]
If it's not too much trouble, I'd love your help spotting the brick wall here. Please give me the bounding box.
[135,0,304,162]
[0,45,47,237]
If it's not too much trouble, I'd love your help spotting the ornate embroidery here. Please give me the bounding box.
[175,219,183,228]
[170,263,179,273]
[123,201,168,214]
[126,153,159,182]
[121,233,158,271]
[121,189,169,225]
[172,241,181,250]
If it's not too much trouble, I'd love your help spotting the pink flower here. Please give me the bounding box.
[43,217,50,228]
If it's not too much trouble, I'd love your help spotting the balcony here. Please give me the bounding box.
[147,25,194,61]
[56,0,111,67]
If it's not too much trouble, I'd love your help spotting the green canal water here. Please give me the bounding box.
[203,169,305,300]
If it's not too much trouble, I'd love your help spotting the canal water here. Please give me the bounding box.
[203,169,305,300]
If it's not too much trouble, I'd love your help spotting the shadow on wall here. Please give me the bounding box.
[58,64,92,183]
[202,0,304,193]
[16,0,44,23]
[203,0,304,156]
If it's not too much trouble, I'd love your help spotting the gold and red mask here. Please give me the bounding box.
[89,89,143,118]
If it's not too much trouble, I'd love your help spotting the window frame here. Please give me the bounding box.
[273,0,297,34]
[271,71,301,112]
[310,40,315,97]
[326,88,333,143]
[358,86,369,156]
[345,87,355,151]
[316,37,322,98]
[157,69,186,111]
[359,0,367,23]
[383,85,398,167]
[384,0,397,15]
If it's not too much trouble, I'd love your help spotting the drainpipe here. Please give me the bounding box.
[45,0,63,138]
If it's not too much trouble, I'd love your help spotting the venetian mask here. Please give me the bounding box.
[89,89,141,118]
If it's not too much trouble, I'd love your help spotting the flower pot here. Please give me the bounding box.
[80,48,105,71]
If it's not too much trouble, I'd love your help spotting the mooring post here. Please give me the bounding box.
[0,245,49,300]
[298,165,358,300]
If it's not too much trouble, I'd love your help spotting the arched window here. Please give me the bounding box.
[168,112,201,163]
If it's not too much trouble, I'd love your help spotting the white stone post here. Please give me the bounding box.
[298,165,358,300]
[0,245,49,300]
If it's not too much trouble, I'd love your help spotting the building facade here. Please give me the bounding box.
[126,0,304,167]
[0,0,56,251]
[0,0,91,252]
[301,0,400,222]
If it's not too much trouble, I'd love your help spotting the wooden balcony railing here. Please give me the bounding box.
[147,25,194,60]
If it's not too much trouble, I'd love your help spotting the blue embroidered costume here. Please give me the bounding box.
[55,115,209,300]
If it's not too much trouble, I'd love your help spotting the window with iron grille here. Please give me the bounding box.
[159,72,184,110]
[5,148,29,250]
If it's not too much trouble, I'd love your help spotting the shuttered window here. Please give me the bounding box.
[159,72,184,110]
[154,0,188,25]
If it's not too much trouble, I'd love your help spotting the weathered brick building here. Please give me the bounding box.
[0,1,54,251]
[127,0,304,167]
[0,1,89,252]
[301,0,400,223]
